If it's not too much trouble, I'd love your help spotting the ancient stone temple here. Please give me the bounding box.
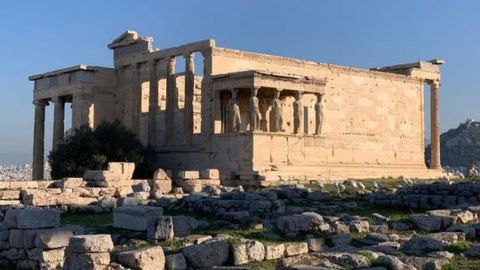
[29,30,446,185]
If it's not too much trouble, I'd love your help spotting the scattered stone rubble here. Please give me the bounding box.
[369,181,480,209]
[4,170,480,269]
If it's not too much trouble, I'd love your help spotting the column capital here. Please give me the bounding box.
[251,86,260,96]
[51,96,65,103]
[148,59,159,66]
[294,91,303,100]
[184,52,194,59]
[128,63,141,70]
[200,49,211,58]
[33,99,49,106]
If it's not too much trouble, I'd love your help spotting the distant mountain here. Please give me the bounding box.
[426,119,480,167]
[0,152,31,165]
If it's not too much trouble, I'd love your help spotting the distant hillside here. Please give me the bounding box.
[426,119,480,167]
[0,152,31,165]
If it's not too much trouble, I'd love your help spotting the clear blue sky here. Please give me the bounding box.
[0,1,478,158]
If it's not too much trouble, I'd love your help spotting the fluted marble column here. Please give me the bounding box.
[430,81,441,169]
[148,60,158,146]
[52,96,65,151]
[184,53,195,144]
[165,57,176,144]
[72,93,93,128]
[131,64,141,135]
[32,100,48,180]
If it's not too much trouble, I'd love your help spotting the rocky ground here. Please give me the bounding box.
[38,177,480,270]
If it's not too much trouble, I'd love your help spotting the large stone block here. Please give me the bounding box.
[232,240,265,265]
[154,169,171,180]
[40,248,65,269]
[284,242,308,257]
[118,246,165,270]
[63,252,110,270]
[183,171,200,180]
[150,180,172,195]
[84,162,135,182]
[172,215,201,237]
[16,209,60,229]
[68,235,114,253]
[4,209,20,228]
[113,206,163,231]
[182,240,229,268]
[21,189,62,206]
[59,178,85,188]
[165,253,187,270]
[9,229,23,248]
[199,169,220,179]
[146,216,174,243]
[34,228,74,249]
[0,190,20,200]
[265,243,285,260]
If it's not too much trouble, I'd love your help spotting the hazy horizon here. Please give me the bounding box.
[1,1,480,163]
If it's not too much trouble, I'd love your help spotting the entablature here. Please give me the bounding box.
[211,70,327,94]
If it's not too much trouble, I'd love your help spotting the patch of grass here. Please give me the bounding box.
[341,204,419,223]
[442,256,480,270]
[60,212,113,227]
[160,239,184,254]
[358,251,376,265]
[446,241,473,254]
[163,208,217,224]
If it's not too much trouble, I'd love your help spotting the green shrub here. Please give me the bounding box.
[48,121,157,179]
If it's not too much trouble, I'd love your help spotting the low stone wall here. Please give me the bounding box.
[0,208,83,269]
[369,182,480,209]
[0,178,171,209]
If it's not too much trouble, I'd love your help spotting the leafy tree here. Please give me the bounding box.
[48,121,157,179]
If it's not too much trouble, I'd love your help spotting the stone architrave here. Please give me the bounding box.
[271,89,283,132]
[315,93,324,135]
[293,91,303,134]
[249,87,261,131]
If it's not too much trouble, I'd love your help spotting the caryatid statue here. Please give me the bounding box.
[249,87,261,131]
[229,89,242,132]
[293,91,303,134]
[272,89,283,132]
[315,93,324,135]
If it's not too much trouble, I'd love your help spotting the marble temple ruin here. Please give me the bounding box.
[29,30,446,185]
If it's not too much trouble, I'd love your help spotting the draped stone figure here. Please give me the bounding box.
[249,87,261,131]
[272,90,283,132]
[315,93,324,135]
[293,91,303,134]
[228,89,242,132]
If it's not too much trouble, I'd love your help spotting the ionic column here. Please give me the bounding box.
[430,81,441,169]
[293,91,303,134]
[184,53,195,144]
[131,64,141,135]
[52,96,65,151]
[148,60,158,145]
[32,100,48,180]
[165,57,176,144]
[72,93,94,128]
